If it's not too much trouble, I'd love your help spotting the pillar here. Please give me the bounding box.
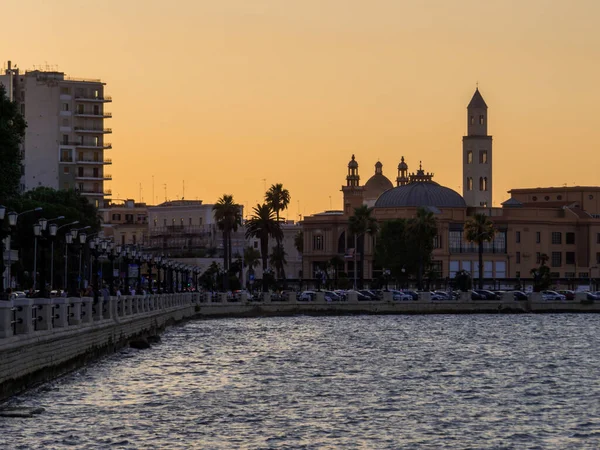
[34,298,53,331]
[346,291,358,303]
[82,297,93,323]
[70,297,83,325]
[52,297,69,328]
[382,291,393,302]
[13,298,33,334]
[315,292,325,303]
[287,292,298,303]
[0,300,14,338]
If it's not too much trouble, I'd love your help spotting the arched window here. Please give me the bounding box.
[479,115,485,125]
[467,151,473,164]
[467,177,473,191]
[470,116,475,125]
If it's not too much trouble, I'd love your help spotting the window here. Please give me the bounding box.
[189,217,193,226]
[470,116,474,125]
[449,261,459,278]
[62,103,69,112]
[479,150,488,164]
[77,183,83,192]
[112,213,121,221]
[132,235,137,245]
[565,272,575,278]
[536,232,541,243]
[78,167,84,177]
[566,232,575,245]
[479,115,485,125]
[313,235,323,250]
[153,218,157,227]
[433,235,442,249]
[63,182,69,190]
[516,252,521,263]
[62,134,69,145]
[484,261,493,278]
[77,104,84,114]
[198,217,203,225]
[63,167,69,174]
[253,241,258,249]
[566,252,575,265]
[597,233,600,244]
[92,168,99,177]
[536,252,541,264]
[597,252,600,264]
[60,87,70,95]
[495,261,506,278]
[551,232,562,244]
[467,177,473,191]
[163,218,167,226]
[479,177,487,191]
[579,272,589,278]
[516,231,521,243]
[467,151,473,164]
[430,261,443,278]
[480,201,488,207]
[551,252,562,267]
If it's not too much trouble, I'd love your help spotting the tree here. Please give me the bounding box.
[269,245,288,284]
[212,195,242,279]
[245,203,282,292]
[464,213,496,289]
[375,219,413,283]
[294,231,303,254]
[0,84,26,202]
[265,183,291,280]
[408,208,438,290]
[265,183,290,224]
[243,246,261,287]
[348,205,378,289]
[531,253,551,292]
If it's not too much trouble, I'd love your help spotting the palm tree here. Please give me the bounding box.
[212,195,242,287]
[294,231,303,254]
[348,205,379,289]
[464,213,496,289]
[408,208,438,290]
[265,183,291,224]
[245,203,283,292]
[243,246,261,288]
[269,245,288,282]
[265,183,291,279]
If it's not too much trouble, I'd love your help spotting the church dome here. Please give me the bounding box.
[375,181,466,208]
[364,173,393,198]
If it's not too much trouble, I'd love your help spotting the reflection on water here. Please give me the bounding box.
[3,314,600,449]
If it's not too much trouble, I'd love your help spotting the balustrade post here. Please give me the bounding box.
[262,293,271,303]
[460,291,472,302]
[34,298,53,331]
[0,300,14,338]
[70,297,83,325]
[219,293,228,303]
[346,291,358,303]
[131,295,138,314]
[52,297,69,328]
[287,292,298,304]
[81,297,93,323]
[382,291,393,302]
[419,292,432,302]
[14,298,34,334]
[315,292,325,303]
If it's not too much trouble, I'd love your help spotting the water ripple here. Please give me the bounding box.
[2,314,600,449]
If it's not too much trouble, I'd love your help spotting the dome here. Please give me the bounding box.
[364,173,393,198]
[348,154,358,169]
[375,181,466,208]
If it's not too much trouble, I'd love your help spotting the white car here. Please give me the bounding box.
[541,290,566,301]
[299,290,316,301]
[390,290,413,301]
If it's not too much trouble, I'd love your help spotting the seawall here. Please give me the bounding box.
[1,291,598,402]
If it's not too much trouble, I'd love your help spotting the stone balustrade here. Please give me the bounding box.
[0,293,199,340]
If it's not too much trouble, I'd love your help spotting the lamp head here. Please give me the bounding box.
[79,232,87,244]
[65,233,73,244]
[8,211,17,227]
[33,223,42,236]
[49,223,58,237]
[0,205,5,221]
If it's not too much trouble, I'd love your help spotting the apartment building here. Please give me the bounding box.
[101,199,148,247]
[0,61,112,208]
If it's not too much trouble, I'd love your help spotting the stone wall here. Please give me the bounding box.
[0,293,198,402]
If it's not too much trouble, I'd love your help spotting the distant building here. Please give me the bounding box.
[302,89,600,290]
[101,200,148,247]
[0,61,112,208]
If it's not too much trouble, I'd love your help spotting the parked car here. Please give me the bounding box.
[324,291,342,302]
[512,291,528,301]
[541,290,566,301]
[401,290,419,300]
[389,290,413,301]
[470,290,485,300]
[557,290,575,300]
[359,290,379,300]
[299,290,316,301]
[473,289,498,300]
[433,290,453,300]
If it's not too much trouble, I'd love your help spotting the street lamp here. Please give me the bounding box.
[383,269,391,291]
[36,216,65,296]
[6,207,42,291]
[53,221,79,291]
[590,266,598,293]
[33,222,42,291]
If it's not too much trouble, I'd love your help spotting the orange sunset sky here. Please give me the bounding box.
[4,0,600,219]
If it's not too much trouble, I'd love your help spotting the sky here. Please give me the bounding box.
[3,0,600,219]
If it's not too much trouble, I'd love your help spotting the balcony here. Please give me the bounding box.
[59,156,74,163]
[74,111,112,118]
[74,95,112,102]
[77,158,112,165]
[76,174,112,181]
[80,189,112,196]
[74,127,112,134]
[76,142,112,149]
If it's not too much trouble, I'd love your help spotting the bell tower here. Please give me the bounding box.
[462,88,492,207]
[396,156,409,186]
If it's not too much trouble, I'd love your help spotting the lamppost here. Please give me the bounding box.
[590,266,598,293]
[145,254,154,294]
[6,207,43,290]
[314,268,324,292]
[53,221,79,291]
[0,205,7,293]
[34,216,65,296]
[154,255,163,294]
[383,269,391,291]
[73,227,90,294]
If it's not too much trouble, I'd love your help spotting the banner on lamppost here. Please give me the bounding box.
[128,264,139,278]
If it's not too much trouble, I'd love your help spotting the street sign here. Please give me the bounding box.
[249,273,255,281]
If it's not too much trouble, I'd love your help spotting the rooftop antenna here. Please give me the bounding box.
[152,175,155,206]
[139,183,143,202]
[182,180,185,200]
[164,184,167,202]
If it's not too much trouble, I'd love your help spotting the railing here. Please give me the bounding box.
[74,95,112,101]
[74,112,112,118]
[60,157,74,163]
[77,158,112,164]
[76,142,112,149]
[74,127,112,133]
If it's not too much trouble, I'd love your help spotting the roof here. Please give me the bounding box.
[374,181,466,209]
[501,198,523,207]
[468,88,487,109]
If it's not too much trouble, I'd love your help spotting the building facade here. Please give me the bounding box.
[101,200,148,247]
[302,88,600,290]
[0,61,112,208]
